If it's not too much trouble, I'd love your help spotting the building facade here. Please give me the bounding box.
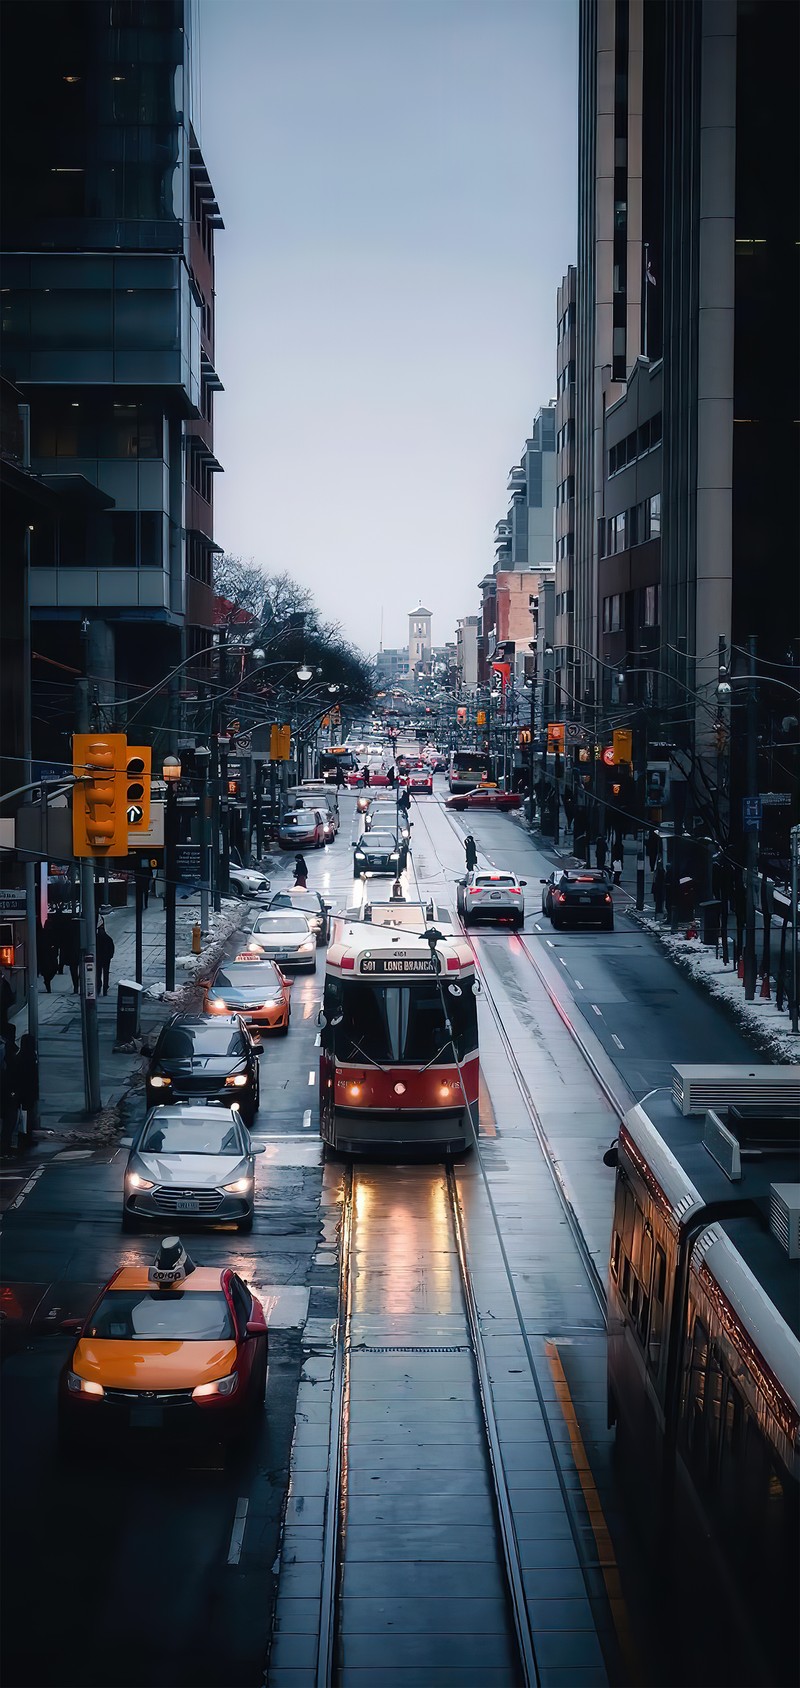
[373,647,409,690]
[408,604,432,685]
[554,266,577,718]
[0,0,222,754]
[456,616,479,690]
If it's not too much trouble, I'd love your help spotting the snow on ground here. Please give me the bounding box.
[635,912,800,1065]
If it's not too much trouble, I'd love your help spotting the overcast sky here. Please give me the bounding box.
[197,0,577,658]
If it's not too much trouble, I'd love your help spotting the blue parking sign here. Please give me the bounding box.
[742,796,762,831]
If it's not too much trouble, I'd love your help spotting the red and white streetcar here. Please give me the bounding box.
[319,900,479,1154]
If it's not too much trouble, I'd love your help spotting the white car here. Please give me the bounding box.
[457,869,526,929]
[228,865,271,900]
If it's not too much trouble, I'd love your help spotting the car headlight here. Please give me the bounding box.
[209,998,228,1012]
[300,937,315,951]
[222,1175,253,1193]
[355,851,365,860]
[192,1372,238,1400]
[126,1171,155,1190]
[225,1074,249,1088]
[66,1371,105,1398]
[149,1074,171,1088]
[390,851,399,860]
[261,999,281,1009]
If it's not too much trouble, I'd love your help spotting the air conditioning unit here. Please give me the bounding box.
[672,1065,800,1117]
[769,1185,800,1260]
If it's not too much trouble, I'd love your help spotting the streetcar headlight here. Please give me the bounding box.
[349,1084,361,1098]
[439,1082,452,1096]
[393,1082,406,1095]
[149,1074,171,1088]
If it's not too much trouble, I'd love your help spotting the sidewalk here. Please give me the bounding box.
[528,822,800,1065]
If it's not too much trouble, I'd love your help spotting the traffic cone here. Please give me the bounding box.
[760,972,771,1000]
[737,955,744,980]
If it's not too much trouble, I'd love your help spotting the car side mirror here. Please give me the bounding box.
[539,878,547,885]
[252,1144,266,1155]
[253,1042,264,1055]
[519,880,527,887]
[602,1142,619,1169]
[317,1008,325,1027]
[60,1317,83,1333]
[245,1318,264,1336]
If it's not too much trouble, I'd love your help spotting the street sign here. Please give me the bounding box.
[742,796,762,831]
[0,889,27,915]
[760,792,791,807]
[174,843,202,886]
[233,732,252,752]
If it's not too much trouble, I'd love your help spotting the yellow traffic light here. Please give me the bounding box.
[126,745,152,834]
[270,723,292,761]
[72,733,128,857]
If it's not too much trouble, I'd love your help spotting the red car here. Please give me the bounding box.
[405,763,433,795]
[445,787,522,812]
[58,1239,268,1453]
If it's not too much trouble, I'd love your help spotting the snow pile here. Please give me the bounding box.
[157,902,245,1007]
[636,912,800,1064]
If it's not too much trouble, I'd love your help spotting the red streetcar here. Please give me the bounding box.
[319,901,479,1154]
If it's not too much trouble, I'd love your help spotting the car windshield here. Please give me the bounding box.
[140,1116,244,1154]
[324,978,478,1063]
[252,914,310,934]
[563,873,605,885]
[366,832,396,848]
[475,875,515,887]
[85,1290,234,1341]
[213,963,280,990]
[158,1024,244,1059]
[270,892,321,913]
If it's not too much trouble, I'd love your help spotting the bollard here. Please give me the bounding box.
[192,923,202,956]
[737,955,745,980]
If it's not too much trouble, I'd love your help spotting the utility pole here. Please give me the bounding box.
[743,634,759,1000]
[74,677,101,1113]
[790,824,799,1035]
[22,526,39,1129]
[211,724,221,914]
[164,773,178,993]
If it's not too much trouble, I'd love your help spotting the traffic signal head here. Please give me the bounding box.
[227,778,240,798]
[72,733,127,857]
[602,746,616,767]
[126,746,152,835]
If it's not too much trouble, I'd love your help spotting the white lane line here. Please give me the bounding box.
[307,1070,316,1086]
[559,956,568,967]
[591,1003,603,1017]
[314,1032,321,1047]
[302,1109,312,1130]
[227,1497,249,1566]
[546,939,554,949]
[612,1034,625,1050]
[9,1167,43,1210]
[534,922,542,931]
[574,980,584,990]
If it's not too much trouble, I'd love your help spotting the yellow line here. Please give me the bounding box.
[545,1339,641,1684]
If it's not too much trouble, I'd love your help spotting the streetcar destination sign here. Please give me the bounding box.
[360,956,437,974]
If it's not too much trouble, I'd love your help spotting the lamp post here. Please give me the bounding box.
[163,754,181,992]
[194,744,211,933]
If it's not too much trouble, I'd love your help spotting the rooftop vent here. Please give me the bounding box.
[769,1185,800,1259]
[672,1065,800,1117]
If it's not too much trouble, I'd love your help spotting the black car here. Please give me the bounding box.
[540,869,614,931]
[145,1014,261,1126]
[353,828,407,878]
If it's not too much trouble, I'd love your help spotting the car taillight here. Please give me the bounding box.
[469,888,481,895]
[509,888,521,895]
[558,892,567,903]
[605,893,612,903]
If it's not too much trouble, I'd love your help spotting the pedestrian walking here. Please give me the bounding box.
[398,787,410,816]
[611,853,623,887]
[664,864,674,922]
[647,830,660,874]
[464,834,478,872]
[39,916,59,992]
[361,764,371,788]
[294,854,309,889]
[595,835,607,874]
[652,860,666,917]
[50,907,69,974]
[96,918,115,996]
[387,764,396,787]
[12,1033,38,1148]
[335,761,346,790]
[64,916,81,994]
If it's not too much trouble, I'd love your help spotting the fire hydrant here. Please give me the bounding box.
[192,924,202,956]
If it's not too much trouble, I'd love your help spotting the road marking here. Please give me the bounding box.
[227,1497,249,1566]
[559,956,568,967]
[612,1033,625,1050]
[307,1070,316,1086]
[546,939,554,949]
[534,922,542,931]
[574,979,584,990]
[9,1167,43,1211]
[314,1032,321,1047]
[591,1003,603,1016]
[302,1109,312,1130]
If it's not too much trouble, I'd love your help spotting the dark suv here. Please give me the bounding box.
[540,869,614,931]
[145,1014,261,1125]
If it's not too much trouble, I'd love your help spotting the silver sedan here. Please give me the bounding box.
[246,910,318,971]
[122,1104,265,1234]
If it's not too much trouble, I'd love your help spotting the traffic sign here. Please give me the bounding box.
[174,844,203,886]
[742,796,762,831]
[760,792,791,807]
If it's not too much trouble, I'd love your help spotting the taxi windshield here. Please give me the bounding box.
[214,964,279,990]
[85,1290,234,1341]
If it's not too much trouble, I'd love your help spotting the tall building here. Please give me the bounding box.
[554,266,577,715]
[456,617,480,690]
[0,0,223,754]
[500,404,557,573]
[373,647,409,689]
[408,604,432,685]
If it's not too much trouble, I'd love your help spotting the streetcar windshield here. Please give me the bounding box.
[324,979,477,1063]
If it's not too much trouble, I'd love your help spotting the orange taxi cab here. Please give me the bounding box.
[204,952,292,1034]
[58,1239,268,1451]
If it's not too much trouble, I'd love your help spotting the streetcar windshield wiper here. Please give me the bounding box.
[419,1038,454,1074]
[343,1036,389,1072]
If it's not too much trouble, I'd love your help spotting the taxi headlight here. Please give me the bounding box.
[192,1372,238,1400]
[209,998,228,1011]
[126,1172,155,1190]
[149,1074,171,1088]
[223,1175,253,1193]
[67,1371,104,1398]
[225,1074,249,1088]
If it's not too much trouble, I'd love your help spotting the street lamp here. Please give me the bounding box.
[296,663,313,682]
[162,756,181,992]
[194,745,211,932]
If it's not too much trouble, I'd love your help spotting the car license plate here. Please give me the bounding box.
[490,892,502,900]
[176,1199,199,1212]
[130,1403,163,1429]
[579,895,590,903]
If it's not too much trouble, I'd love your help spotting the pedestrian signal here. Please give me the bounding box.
[547,723,565,752]
[476,710,486,726]
[72,733,127,857]
[0,923,14,969]
[126,745,152,833]
[227,779,240,798]
[613,729,632,766]
[269,723,291,761]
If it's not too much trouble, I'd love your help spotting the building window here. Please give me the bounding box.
[649,493,661,537]
[644,584,660,626]
[602,593,622,633]
[614,512,626,551]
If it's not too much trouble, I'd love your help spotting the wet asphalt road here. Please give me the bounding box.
[0,784,765,1688]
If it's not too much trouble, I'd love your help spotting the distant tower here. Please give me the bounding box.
[408,603,432,684]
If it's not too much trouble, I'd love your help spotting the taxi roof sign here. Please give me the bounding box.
[148,1236,196,1287]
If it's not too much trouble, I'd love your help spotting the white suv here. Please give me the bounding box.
[457,869,526,929]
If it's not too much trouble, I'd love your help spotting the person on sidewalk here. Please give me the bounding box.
[96,918,115,996]
[12,1033,38,1150]
[0,966,14,1036]
[664,863,674,923]
[39,917,59,992]
[294,854,309,889]
[652,860,666,917]
[647,830,660,874]
[335,761,346,789]
[464,834,478,872]
[611,852,623,886]
[595,835,608,874]
[64,916,81,993]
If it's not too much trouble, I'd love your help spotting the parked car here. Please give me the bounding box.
[247,910,317,972]
[145,1014,261,1125]
[457,869,526,928]
[204,954,292,1034]
[277,808,327,850]
[540,869,614,931]
[122,1104,265,1232]
[266,888,331,943]
[227,865,271,900]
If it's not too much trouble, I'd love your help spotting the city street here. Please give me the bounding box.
[0,787,765,1688]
